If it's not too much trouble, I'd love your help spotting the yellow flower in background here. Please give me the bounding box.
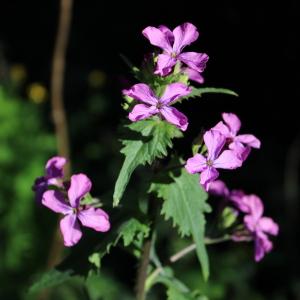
[88,70,106,88]
[9,64,27,83]
[27,83,48,104]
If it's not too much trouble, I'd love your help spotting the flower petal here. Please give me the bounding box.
[33,176,48,203]
[178,52,209,72]
[160,83,191,105]
[243,194,264,220]
[254,233,273,262]
[160,106,188,131]
[154,54,177,76]
[203,130,226,160]
[172,22,199,53]
[214,150,242,169]
[229,142,251,161]
[46,156,67,178]
[142,26,172,53]
[60,214,82,247]
[68,174,92,208]
[211,121,230,137]
[208,180,230,197]
[129,104,158,122]
[222,113,241,136]
[235,134,261,148]
[123,83,157,105]
[258,217,279,236]
[182,67,204,84]
[200,167,219,191]
[42,190,71,214]
[78,207,110,232]
[185,154,207,174]
[244,214,257,232]
[229,190,248,212]
[158,25,174,44]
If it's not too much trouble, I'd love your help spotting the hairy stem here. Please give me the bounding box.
[170,236,231,263]
[47,0,73,269]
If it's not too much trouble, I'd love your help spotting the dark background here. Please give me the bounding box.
[0,0,299,299]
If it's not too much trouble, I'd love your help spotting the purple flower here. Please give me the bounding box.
[185,130,242,191]
[212,113,261,160]
[142,23,209,79]
[208,180,230,197]
[33,156,67,202]
[42,173,110,247]
[241,195,279,261]
[123,82,191,131]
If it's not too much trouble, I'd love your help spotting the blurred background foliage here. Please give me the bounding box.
[1,1,300,299]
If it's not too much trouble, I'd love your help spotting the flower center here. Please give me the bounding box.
[156,101,163,109]
[171,52,177,58]
[206,159,214,167]
[72,207,78,214]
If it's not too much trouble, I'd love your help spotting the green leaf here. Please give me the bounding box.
[28,269,74,294]
[220,207,238,229]
[88,253,101,269]
[119,218,150,247]
[149,267,205,300]
[113,119,182,206]
[93,218,150,266]
[150,169,210,280]
[183,87,238,100]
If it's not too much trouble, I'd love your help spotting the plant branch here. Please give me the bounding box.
[47,0,73,269]
[170,236,231,263]
[145,235,232,292]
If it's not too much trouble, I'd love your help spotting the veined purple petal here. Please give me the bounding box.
[203,130,226,161]
[158,25,174,44]
[68,174,92,208]
[208,180,230,197]
[229,142,251,161]
[214,150,243,169]
[154,54,177,76]
[46,156,67,178]
[172,22,199,54]
[258,217,279,236]
[60,214,82,247]
[200,167,219,191]
[182,67,204,84]
[78,207,110,232]
[142,26,173,53]
[160,106,188,131]
[222,113,241,136]
[42,190,71,214]
[160,83,191,105]
[254,233,273,262]
[211,121,230,137]
[185,154,207,174]
[129,104,158,122]
[178,52,209,72]
[235,134,261,148]
[123,83,158,105]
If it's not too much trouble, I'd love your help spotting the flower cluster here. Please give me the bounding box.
[209,180,279,261]
[185,113,260,191]
[33,157,110,246]
[123,22,209,131]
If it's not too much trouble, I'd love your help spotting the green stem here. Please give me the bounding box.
[145,235,232,292]
[170,236,231,263]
